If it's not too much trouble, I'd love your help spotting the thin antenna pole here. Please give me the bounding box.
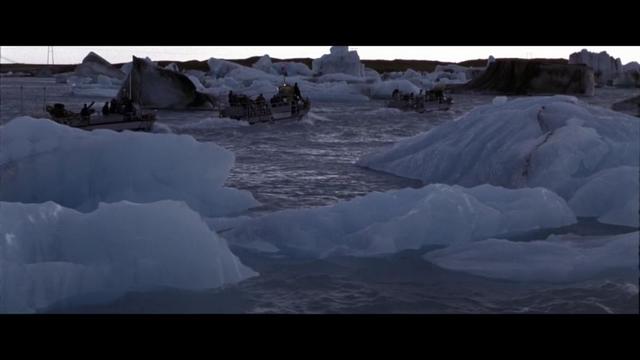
[46,46,54,65]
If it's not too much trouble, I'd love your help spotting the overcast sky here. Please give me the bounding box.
[1,46,638,65]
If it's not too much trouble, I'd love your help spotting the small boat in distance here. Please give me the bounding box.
[387,87,454,113]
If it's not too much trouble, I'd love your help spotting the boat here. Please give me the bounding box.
[219,83,311,125]
[387,88,453,113]
[45,102,156,132]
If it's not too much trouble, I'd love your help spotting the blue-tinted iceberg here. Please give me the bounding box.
[0,200,257,313]
[0,117,258,217]
[424,232,639,283]
[359,96,640,226]
[223,184,576,257]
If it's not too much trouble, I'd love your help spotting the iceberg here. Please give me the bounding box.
[569,49,623,86]
[207,58,243,78]
[312,46,365,77]
[0,117,258,217]
[359,96,639,192]
[0,200,257,313]
[74,51,125,81]
[252,55,313,77]
[118,56,215,109]
[359,96,639,227]
[568,166,639,227]
[424,232,639,283]
[223,184,576,257]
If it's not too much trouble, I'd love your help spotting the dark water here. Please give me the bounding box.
[50,246,638,314]
[2,77,638,313]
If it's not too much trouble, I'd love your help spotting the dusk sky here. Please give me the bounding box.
[1,46,638,65]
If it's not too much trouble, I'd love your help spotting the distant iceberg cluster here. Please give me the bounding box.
[59,46,476,104]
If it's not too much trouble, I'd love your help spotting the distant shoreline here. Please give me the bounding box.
[0,57,568,76]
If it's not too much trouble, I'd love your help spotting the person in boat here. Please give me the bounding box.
[228,91,235,106]
[50,103,66,117]
[293,83,302,101]
[392,88,400,98]
[80,104,91,120]
[122,98,136,117]
[102,102,110,115]
[109,98,119,114]
[255,93,266,112]
[433,89,444,103]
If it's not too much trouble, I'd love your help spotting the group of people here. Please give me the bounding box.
[228,83,306,111]
[101,98,136,116]
[391,88,447,104]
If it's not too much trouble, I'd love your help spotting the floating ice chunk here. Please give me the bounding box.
[492,96,508,105]
[0,117,258,217]
[70,86,119,98]
[424,232,639,283]
[252,55,313,77]
[0,200,257,313]
[224,184,576,257]
[164,62,180,72]
[316,73,368,83]
[568,166,639,227]
[207,58,243,78]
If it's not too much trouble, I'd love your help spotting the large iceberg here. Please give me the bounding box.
[223,184,576,257]
[0,117,258,217]
[252,55,313,77]
[465,59,595,95]
[613,62,640,88]
[312,46,365,77]
[424,232,639,283]
[207,58,243,78]
[74,51,125,81]
[569,49,623,86]
[118,57,215,109]
[359,96,640,224]
[0,200,257,313]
